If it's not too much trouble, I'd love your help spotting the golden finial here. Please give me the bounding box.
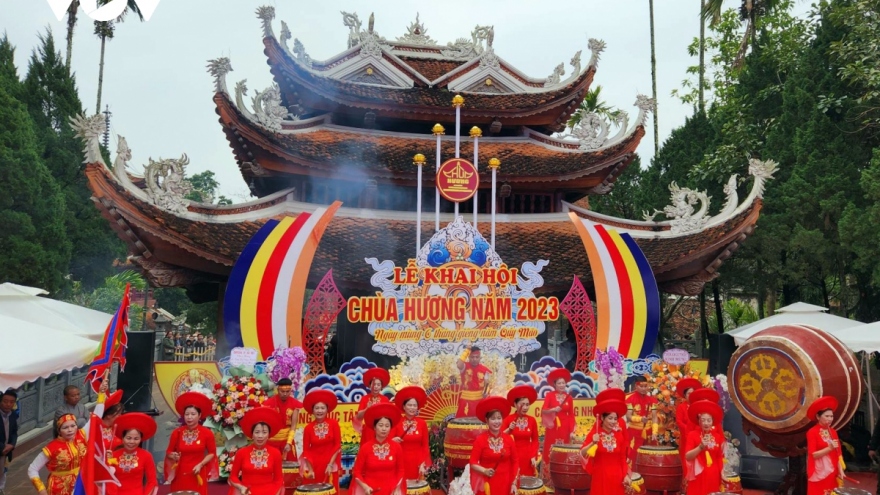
[452,94,464,107]
[366,67,374,75]
[488,157,501,170]
[470,126,482,138]
[413,153,426,166]
[432,123,445,135]
[485,78,493,86]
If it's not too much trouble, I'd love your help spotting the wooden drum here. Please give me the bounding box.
[517,476,546,495]
[294,483,337,495]
[283,462,302,495]
[406,480,431,495]
[548,444,591,493]
[728,325,862,435]
[634,446,682,495]
[443,417,487,469]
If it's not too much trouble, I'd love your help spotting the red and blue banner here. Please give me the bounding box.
[72,414,118,495]
[568,213,660,358]
[85,283,130,393]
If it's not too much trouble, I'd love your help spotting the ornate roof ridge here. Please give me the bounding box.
[256,5,600,92]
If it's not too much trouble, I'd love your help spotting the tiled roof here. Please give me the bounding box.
[215,93,643,184]
[265,37,593,125]
[85,163,760,295]
[397,56,467,82]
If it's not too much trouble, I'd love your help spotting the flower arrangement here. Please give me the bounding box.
[425,422,447,489]
[217,445,240,479]
[594,347,625,391]
[267,346,308,394]
[211,375,269,427]
[643,360,705,446]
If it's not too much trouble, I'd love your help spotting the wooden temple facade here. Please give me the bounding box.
[78,7,772,320]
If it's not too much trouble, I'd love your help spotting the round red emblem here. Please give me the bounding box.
[436,158,479,202]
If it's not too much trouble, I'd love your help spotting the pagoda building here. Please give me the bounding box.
[79,8,773,352]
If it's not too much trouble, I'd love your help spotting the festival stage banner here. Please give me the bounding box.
[154,361,223,412]
[352,217,555,357]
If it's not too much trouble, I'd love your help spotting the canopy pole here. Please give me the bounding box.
[866,352,875,435]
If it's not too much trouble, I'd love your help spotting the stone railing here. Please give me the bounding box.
[14,366,119,436]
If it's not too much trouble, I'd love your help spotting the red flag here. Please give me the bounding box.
[73,414,119,495]
[85,284,131,393]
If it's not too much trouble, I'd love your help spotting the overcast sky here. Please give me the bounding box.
[3,1,812,201]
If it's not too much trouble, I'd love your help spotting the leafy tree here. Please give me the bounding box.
[22,30,125,289]
[153,287,219,334]
[0,37,71,292]
[707,298,759,332]
[186,170,233,205]
[828,0,880,135]
[94,0,144,114]
[67,270,146,329]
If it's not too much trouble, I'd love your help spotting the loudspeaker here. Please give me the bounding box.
[740,455,788,490]
[708,333,737,376]
[118,331,156,412]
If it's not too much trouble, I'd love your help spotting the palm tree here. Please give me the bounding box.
[65,1,78,68]
[649,0,659,156]
[566,85,620,128]
[701,0,782,66]
[94,0,143,114]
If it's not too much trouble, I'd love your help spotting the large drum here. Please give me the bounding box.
[728,325,862,435]
[634,446,682,495]
[517,476,546,495]
[283,461,301,495]
[548,444,590,493]
[294,483,337,495]
[444,417,487,469]
[406,480,431,495]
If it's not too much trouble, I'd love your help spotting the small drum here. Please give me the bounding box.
[627,473,644,494]
[706,493,737,495]
[169,492,200,495]
[283,462,302,495]
[720,475,742,495]
[833,489,872,495]
[406,480,431,495]
[518,476,546,495]
[294,483,337,495]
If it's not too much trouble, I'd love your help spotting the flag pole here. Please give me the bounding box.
[470,127,481,227]
[452,95,464,219]
[489,158,500,250]
[432,124,444,231]
[413,154,426,257]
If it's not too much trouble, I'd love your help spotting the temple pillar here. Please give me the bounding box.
[215,280,230,358]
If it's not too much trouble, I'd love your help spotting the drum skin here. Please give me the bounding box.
[634,446,682,495]
[728,325,862,435]
[406,480,431,495]
[548,444,591,492]
[443,417,487,469]
[294,483,337,495]
[517,476,545,495]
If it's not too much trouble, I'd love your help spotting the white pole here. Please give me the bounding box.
[453,95,463,220]
[866,353,875,435]
[432,124,444,231]
[473,132,479,227]
[489,158,499,250]
[414,154,424,257]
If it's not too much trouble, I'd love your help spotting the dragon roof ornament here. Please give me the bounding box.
[397,13,436,45]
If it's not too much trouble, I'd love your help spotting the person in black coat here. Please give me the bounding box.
[0,390,18,493]
[868,414,880,495]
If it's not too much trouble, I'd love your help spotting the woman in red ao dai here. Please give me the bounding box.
[503,385,539,477]
[109,413,158,495]
[806,396,845,495]
[684,400,726,495]
[227,408,285,495]
[580,399,630,495]
[299,390,342,492]
[165,392,218,495]
[470,396,519,495]
[391,387,432,481]
[351,403,405,495]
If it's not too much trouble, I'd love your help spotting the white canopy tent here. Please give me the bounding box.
[834,322,880,354]
[727,302,862,346]
[0,315,98,390]
[0,282,112,341]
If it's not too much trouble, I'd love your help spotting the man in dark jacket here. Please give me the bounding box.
[0,390,18,494]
